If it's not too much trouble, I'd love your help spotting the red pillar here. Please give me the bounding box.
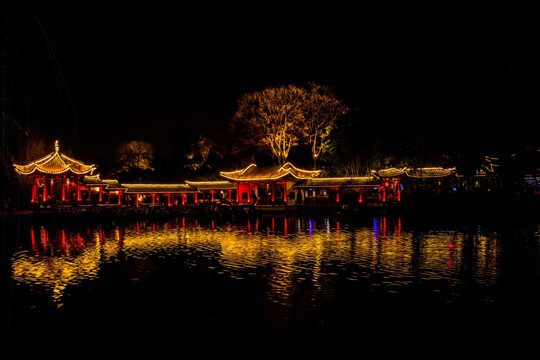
[228,190,232,202]
[99,187,103,202]
[167,194,171,207]
[61,178,66,202]
[76,179,82,201]
[64,180,69,202]
[136,193,140,207]
[194,193,198,204]
[210,190,214,202]
[152,193,156,205]
[66,179,71,203]
[31,178,37,203]
[283,182,287,202]
[42,178,48,202]
[118,190,123,205]
[271,182,275,203]
[358,187,363,203]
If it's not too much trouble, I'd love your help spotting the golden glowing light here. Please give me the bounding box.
[13,140,96,175]
[220,162,320,181]
[374,167,456,179]
[11,217,502,307]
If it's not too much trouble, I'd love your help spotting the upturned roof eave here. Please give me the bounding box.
[13,142,96,176]
[220,172,290,182]
[219,162,320,182]
[13,164,96,176]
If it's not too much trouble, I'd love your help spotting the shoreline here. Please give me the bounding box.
[2,196,539,226]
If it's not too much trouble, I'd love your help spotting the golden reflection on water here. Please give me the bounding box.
[11,216,503,307]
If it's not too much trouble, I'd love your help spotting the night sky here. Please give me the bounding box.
[4,2,539,169]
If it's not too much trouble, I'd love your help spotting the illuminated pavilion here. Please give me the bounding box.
[372,167,457,202]
[13,141,97,203]
[12,141,462,211]
[219,162,320,205]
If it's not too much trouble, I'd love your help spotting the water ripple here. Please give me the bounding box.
[10,216,514,307]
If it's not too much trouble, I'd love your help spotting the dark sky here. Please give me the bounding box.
[5,1,539,166]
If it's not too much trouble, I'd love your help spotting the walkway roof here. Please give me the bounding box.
[122,184,199,194]
[294,177,379,188]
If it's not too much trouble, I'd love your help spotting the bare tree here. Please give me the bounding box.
[301,83,348,169]
[17,128,49,166]
[116,140,155,171]
[185,135,211,171]
[232,85,307,165]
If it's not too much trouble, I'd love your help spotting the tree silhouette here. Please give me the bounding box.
[116,140,155,172]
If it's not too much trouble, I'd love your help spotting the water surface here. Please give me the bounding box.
[4,215,540,357]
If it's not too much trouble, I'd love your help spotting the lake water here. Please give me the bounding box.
[3,214,540,358]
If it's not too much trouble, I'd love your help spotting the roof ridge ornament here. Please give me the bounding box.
[13,139,96,175]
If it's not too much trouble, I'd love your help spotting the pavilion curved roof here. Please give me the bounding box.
[220,162,320,182]
[406,167,456,178]
[373,167,456,179]
[13,141,96,176]
[373,167,408,178]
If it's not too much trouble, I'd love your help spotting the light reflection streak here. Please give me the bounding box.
[11,216,503,308]
[373,218,379,241]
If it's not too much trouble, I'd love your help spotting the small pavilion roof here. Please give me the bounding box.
[122,183,199,194]
[373,167,456,179]
[220,162,320,182]
[406,167,456,178]
[294,177,379,188]
[185,180,236,190]
[14,140,96,176]
[372,167,408,178]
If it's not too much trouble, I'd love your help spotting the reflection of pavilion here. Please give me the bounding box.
[14,141,96,203]
[12,216,489,308]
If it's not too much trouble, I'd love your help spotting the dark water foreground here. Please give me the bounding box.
[2,213,540,358]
